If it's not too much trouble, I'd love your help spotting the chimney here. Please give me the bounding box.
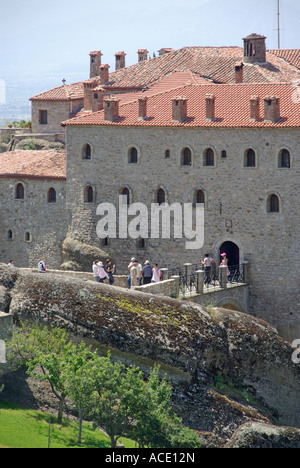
[243,33,266,64]
[115,51,126,70]
[92,88,105,112]
[264,95,280,123]
[104,97,120,122]
[138,96,148,120]
[205,94,215,121]
[172,96,188,122]
[158,48,174,56]
[89,50,103,78]
[99,64,110,85]
[250,95,260,121]
[137,49,148,62]
[83,80,97,111]
[235,62,244,83]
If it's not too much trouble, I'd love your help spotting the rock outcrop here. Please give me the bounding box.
[0,263,299,447]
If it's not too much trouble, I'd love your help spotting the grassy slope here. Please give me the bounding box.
[0,401,135,449]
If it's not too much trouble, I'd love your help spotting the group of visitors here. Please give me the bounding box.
[92,259,115,285]
[202,252,229,285]
[127,258,162,289]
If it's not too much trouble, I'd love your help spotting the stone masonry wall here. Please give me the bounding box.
[0,178,69,269]
[65,124,300,338]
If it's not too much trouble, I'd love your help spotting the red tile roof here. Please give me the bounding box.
[268,49,300,70]
[30,46,300,103]
[63,83,300,129]
[0,150,66,180]
[30,82,84,102]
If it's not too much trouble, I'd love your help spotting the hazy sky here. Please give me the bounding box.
[0,0,299,87]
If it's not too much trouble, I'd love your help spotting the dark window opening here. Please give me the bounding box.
[245,149,256,167]
[156,188,166,205]
[268,194,280,213]
[39,110,48,125]
[204,148,214,166]
[181,147,191,166]
[84,186,94,203]
[128,147,138,164]
[82,144,92,159]
[16,183,24,200]
[120,187,130,205]
[48,188,56,203]
[278,149,290,168]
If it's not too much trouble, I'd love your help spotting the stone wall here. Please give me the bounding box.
[31,99,83,134]
[65,124,300,338]
[0,177,69,269]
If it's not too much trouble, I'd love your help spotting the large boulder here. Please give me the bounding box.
[0,263,299,446]
[225,422,300,448]
[60,238,110,271]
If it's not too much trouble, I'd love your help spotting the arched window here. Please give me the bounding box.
[120,187,130,205]
[244,149,256,167]
[195,189,205,205]
[181,147,191,166]
[267,194,280,213]
[203,148,214,166]
[82,143,92,160]
[128,147,138,164]
[84,185,94,203]
[25,231,31,242]
[7,229,13,240]
[156,188,166,205]
[15,183,25,200]
[278,149,290,168]
[165,149,170,159]
[48,188,56,203]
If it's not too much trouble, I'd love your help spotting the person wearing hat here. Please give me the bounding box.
[142,260,152,284]
[127,257,136,288]
[220,253,230,276]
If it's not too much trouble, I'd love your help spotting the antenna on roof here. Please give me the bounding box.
[276,0,281,49]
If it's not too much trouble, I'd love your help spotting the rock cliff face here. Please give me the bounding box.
[0,263,300,447]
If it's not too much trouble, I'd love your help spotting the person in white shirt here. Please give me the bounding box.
[152,263,162,283]
[97,261,109,283]
[127,257,136,288]
[92,260,101,282]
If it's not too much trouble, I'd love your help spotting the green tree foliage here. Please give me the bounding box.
[7,322,201,448]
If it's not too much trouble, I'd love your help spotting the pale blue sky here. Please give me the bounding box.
[0,0,299,120]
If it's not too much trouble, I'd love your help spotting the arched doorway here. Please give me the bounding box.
[219,241,240,267]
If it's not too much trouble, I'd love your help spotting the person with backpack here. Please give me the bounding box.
[142,260,152,284]
[38,257,46,273]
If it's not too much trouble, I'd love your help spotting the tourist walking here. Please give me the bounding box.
[92,260,101,282]
[105,258,115,285]
[202,253,214,286]
[130,260,139,288]
[220,252,230,276]
[127,257,136,288]
[152,263,162,283]
[97,261,109,283]
[142,260,152,284]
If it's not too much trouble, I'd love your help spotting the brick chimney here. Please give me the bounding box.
[83,80,97,111]
[264,95,280,123]
[115,51,126,70]
[138,96,148,120]
[158,48,174,56]
[104,97,120,122]
[205,94,215,121]
[250,95,260,121]
[92,88,105,112]
[89,50,103,78]
[235,62,244,83]
[99,64,110,85]
[243,33,266,64]
[137,49,148,62]
[172,96,188,122]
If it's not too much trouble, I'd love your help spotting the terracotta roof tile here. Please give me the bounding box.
[268,49,300,70]
[64,83,300,129]
[30,82,84,101]
[0,150,66,180]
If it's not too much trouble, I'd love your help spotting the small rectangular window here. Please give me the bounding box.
[39,110,48,125]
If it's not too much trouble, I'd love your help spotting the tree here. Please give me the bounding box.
[8,322,76,424]
[91,356,146,448]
